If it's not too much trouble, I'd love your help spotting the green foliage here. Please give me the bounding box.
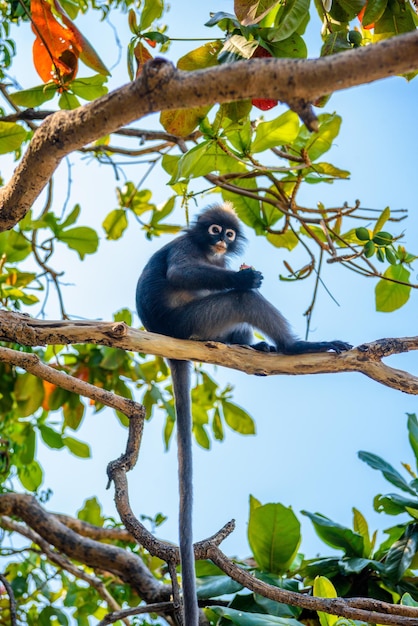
[0,0,417,622]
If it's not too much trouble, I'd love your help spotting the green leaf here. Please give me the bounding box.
[383,525,418,581]
[99,347,126,370]
[267,33,307,58]
[374,493,418,515]
[272,0,311,41]
[63,436,91,458]
[39,425,64,450]
[248,502,301,573]
[114,308,133,326]
[374,4,416,41]
[221,179,264,233]
[252,110,300,153]
[177,41,222,70]
[160,105,212,137]
[267,231,299,251]
[352,507,371,556]
[235,0,281,25]
[211,605,302,625]
[218,35,258,63]
[59,91,81,110]
[15,373,44,417]
[10,83,58,107]
[169,141,239,183]
[63,396,85,430]
[59,226,99,259]
[373,207,391,234]
[305,114,342,161]
[197,575,243,598]
[0,122,26,154]
[103,209,128,240]
[407,414,418,472]
[70,75,108,101]
[222,401,256,435]
[0,230,32,263]
[61,204,81,229]
[321,32,351,55]
[39,606,69,626]
[18,460,43,492]
[401,593,418,607]
[139,0,164,31]
[302,511,364,556]
[358,451,416,495]
[313,576,338,626]
[212,408,224,441]
[193,424,211,449]
[375,264,411,312]
[78,496,104,527]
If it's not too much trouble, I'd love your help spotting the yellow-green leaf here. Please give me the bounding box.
[0,122,27,154]
[313,576,338,626]
[375,264,411,312]
[252,110,299,153]
[177,41,222,70]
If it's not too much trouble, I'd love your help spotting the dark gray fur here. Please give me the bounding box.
[136,204,351,625]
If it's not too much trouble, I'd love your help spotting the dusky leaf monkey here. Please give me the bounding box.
[136,203,351,625]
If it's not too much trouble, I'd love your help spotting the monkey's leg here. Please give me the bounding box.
[172,291,351,353]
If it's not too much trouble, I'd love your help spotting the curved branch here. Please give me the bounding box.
[0,311,417,394]
[0,345,145,421]
[208,546,418,626]
[1,30,418,231]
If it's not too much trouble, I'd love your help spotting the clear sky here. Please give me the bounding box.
[4,0,418,562]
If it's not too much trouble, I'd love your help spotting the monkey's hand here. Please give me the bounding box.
[234,267,263,290]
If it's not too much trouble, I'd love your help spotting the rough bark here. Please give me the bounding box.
[0,311,417,394]
[1,30,418,231]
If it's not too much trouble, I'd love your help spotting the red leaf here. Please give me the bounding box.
[252,98,278,110]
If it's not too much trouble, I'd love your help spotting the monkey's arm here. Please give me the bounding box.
[168,264,262,291]
[166,241,263,291]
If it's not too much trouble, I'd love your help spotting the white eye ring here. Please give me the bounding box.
[225,229,236,241]
[208,224,222,235]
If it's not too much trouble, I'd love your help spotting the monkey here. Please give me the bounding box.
[136,203,351,625]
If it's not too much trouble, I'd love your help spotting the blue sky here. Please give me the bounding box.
[3,0,418,562]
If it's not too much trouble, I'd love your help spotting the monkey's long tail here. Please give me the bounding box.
[169,359,199,626]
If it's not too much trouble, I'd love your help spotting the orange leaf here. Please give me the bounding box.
[133,41,153,78]
[31,0,78,83]
[52,0,110,75]
[42,380,57,410]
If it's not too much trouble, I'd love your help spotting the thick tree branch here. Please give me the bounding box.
[0,344,145,421]
[0,493,169,603]
[1,31,418,231]
[0,311,417,394]
[1,516,130,624]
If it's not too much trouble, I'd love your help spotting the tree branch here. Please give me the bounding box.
[0,311,417,394]
[1,30,418,231]
[0,493,169,603]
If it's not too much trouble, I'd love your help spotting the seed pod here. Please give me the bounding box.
[348,30,362,46]
[373,231,393,246]
[364,240,375,258]
[376,247,385,263]
[385,248,398,265]
[356,227,370,241]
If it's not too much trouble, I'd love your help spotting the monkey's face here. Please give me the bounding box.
[207,223,236,256]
